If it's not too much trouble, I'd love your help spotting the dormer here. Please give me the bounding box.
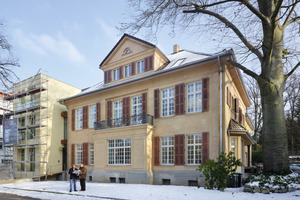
[99,34,169,85]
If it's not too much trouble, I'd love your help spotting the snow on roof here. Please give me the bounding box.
[80,81,104,94]
[162,50,211,71]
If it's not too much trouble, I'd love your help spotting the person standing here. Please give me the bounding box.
[68,164,78,192]
[79,163,87,191]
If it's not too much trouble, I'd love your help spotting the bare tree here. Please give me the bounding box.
[0,21,19,89]
[120,0,300,173]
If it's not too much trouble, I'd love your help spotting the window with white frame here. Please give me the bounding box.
[89,105,97,128]
[125,65,131,77]
[113,100,122,125]
[131,95,142,125]
[187,81,202,113]
[113,68,119,81]
[76,144,82,165]
[89,143,94,165]
[76,108,83,130]
[161,136,174,165]
[231,138,238,158]
[187,134,202,165]
[161,88,174,117]
[108,138,131,165]
[137,61,144,74]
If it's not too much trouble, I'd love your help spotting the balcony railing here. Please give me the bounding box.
[94,114,153,130]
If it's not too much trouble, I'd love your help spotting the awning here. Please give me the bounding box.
[228,119,255,145]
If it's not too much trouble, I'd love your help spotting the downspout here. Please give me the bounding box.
[61,99,69,179]
[218,56,223,154]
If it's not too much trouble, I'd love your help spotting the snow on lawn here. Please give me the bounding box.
[0,181,299,200]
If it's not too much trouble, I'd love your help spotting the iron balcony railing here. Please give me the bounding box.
[94,114,154,130]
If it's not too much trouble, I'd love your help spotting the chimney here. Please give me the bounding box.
[173,44,181,53]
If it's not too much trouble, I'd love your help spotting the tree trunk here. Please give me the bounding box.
[259,22,289,173]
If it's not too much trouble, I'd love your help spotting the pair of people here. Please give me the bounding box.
[68,163,87,192]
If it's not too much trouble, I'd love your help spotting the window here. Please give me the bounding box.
[131,95,142,125]
[76,108,83,130]
[187,134,202,165]
[76,144,82,165]
[161,88,175,117]
[124,48,131,54]
[89,143,94,165]
[89,105,97,128]
[231,138,238,158]
[137,61,144,74]
[187,81,202,113]
[28,94,36,107]
[19,117,25,127]
[161,136,174,165]
[27,128,35,139]
[113,100,122,125]
[63,117,67,139]
[125,65,131,77]
[108,138,131,165]
[20,149,25,171]
[29,148,35,171]
[28,114,35,125]
[113,69,119,81]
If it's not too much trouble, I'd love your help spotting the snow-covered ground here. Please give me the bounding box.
[0,181,299,200]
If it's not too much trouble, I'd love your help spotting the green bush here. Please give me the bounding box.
[252,149,263,164]
[197,152,242,191]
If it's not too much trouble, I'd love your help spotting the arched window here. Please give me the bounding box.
[124,48,132,54]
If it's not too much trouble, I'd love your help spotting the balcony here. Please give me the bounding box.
[94,114,154,130]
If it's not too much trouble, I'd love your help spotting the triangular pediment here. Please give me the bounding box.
[100,34,156,69]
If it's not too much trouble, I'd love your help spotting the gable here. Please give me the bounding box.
[100,34,156,69]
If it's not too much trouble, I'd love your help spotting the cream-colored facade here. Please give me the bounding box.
[4,74,81,179]
[62,34,254,186]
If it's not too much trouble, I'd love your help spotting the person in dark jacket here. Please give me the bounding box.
[79,163,87,191]
[68,164,78,192]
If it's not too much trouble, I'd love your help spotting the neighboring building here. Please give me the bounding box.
[0,92,13,164]
[3,74,81,179]
[61,34,254,186]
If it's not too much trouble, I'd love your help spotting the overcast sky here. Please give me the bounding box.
[1,0,226,90]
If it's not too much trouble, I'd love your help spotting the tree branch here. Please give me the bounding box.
[227,58,259,79]
[272,0,284,21]
[183,8,264,62]
[285,61,300,80]
[285,16,300,27]
[283,0,299,27]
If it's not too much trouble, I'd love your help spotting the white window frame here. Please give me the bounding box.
[131,95,142,125]
[113,100,122,125]
[187,134,202,165]
[125,65,131,77]
[89,143,94,165]
[89,105,97,128]
[231,137,238,158]
[108,138,131,165]
[137,61,144,74]
[161,88,175,117]
[161,136,174,165]
[76,108,83,130]
[113,68,119,81]
[76,144,82,165]
[187,81,202,113]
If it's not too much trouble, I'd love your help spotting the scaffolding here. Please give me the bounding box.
[3,73,49,180]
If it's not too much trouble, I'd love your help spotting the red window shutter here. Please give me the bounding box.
[144,57,148,72]
[119,66,123,79]
[83,106,88,129]
[149,55,154,70]
[239,108,242,124]
[175,83,185,115]
[107,101,112,126]
[82,143,89,165]
[154,89,160,119]
[131,62,136,75]
[108,70,112,83]
[154,136,160,166]
[235,98,239,113]
[71,144,75,165]
[202,132,209,164]
[104,71,107,83]
[227,87,230,106]
[202,78,209,112]
[175,134,185,165]
[122,97,130,125]
[142,93,147,114]
[71,109,75,131]
[96,102,101,122]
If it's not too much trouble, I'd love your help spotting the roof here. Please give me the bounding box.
[228,119,255,144]
[99,34,156,68]
[60,50,233,102]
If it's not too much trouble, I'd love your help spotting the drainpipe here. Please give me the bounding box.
[62,99,69,178]
[218,56,223,154]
